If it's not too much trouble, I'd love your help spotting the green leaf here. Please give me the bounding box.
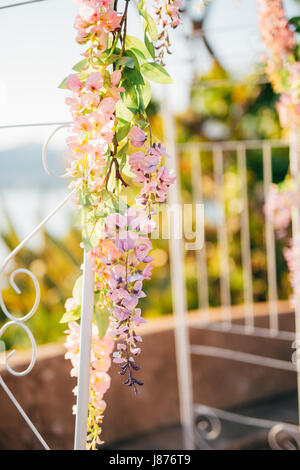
[136,119,149,130]
[116,99,133,122]
[58,76,68,89]
[141,62,173,84]
[117,120,131,142]
[116,142,129,159]
[79,188,92,208]
[72,58,89,72]
[144,33,155,60]
[128,47,147,62]
[125,35,152,60]
[111,193,128,213]
[126,68,145,86]
[122,85,139,112]
[117,55,135,69]
[290,16,300,32]
[102,190,128,214]
[60,305,81,324]
[73,275,83,302]
[295,44,300,61]
[94,307,110,338]
[144,16,158,42]
[137,79,152,112]
[103,69,111,90]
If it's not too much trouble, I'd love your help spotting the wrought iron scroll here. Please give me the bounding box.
[194,404,300,450]
[0,123,74,450]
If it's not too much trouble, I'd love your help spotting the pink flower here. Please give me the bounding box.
[111,69,122,86]
[100,10,122,33]
[115,230,139,251]
[66,96,82,114]
[264,184,295,237]
[73,115,92,132]
[105,212,127,234]
[66,74,83,93]
[128,126,147,147]
[134,237,152,262]
[155,165,176,202]
[109,264,126,289]
[78,3,98,23]
[99,96,115,114]
[65,297,80,312]
[132,281,146,299]
[284,235,300,309]
[86,72,103,92]
[142,263,153,280]
[80,92,100,108]
[90,371,111,397]
[131,308,147,326]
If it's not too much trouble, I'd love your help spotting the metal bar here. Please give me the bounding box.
[289,126,300,432]
[237,145,254,332]
[178,139,289,152]
[192,77,269,88]
[74,250,94,450]
[190,345,296,371]
[194,403,298,432]
[190,321,294,341]
[262,143,278,336]
[213,145,231,328]
[190,149,209,321]
[0,376,50,449]
[0,121,71,129]
[0,190,75,275]
[0,0,50,10]
[163,96,195,450]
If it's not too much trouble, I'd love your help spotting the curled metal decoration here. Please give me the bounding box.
[42,123,72,179]
[0,268,40,377]
[194,405,222,450]
[0,321,37,377]
[0,268,40,322]
[194,403,300,450]
[268,424,300,450]
[0,136,75,448]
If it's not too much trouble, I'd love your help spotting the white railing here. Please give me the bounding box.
[169,117,300,449]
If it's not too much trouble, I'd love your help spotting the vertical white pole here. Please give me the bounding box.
[163,95,195,450]
[191,149,209,322]
[262,143,278,336]
[289,127,300,432]
[213,145,231,328]
[237,144,254,333]
[74,249,94,450]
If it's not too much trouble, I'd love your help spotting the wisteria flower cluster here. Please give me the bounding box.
[264,183,298,238]
[64,321,114,449]
[152,0,183,63]
[284,235,300,311]
[258,0,300,312]
[258,0,300,129]
[60,0,179,448]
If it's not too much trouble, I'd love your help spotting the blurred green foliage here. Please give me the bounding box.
[177,60,291,311]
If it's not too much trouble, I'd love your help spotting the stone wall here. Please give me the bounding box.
[0,302,296,450]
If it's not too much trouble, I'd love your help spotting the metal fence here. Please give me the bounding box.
[169,127,300,450]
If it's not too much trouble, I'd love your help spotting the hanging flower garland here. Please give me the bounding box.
[258,0,300,308]
[257,0,300,128]
[58,0,190,450]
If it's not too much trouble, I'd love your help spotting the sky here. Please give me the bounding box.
[0,0,299,254]
[0,0,298,150]
[0,0,266,149]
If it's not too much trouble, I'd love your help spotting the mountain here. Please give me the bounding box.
[0,143,67,188]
